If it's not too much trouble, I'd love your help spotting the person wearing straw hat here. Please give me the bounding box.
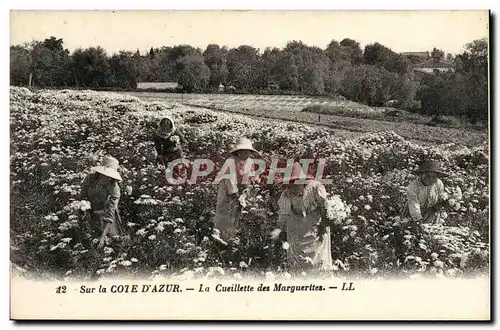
[153,117,188,178]
[81,155,124,248]
[394,160,449,262]
[213,138,260,252]
[270,162,333,271]
[402,160,448,224]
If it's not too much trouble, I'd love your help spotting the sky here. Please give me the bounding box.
[10,10,489,56]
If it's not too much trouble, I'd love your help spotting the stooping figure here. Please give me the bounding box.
[394,160,448,262]
[270,162,333,271]
[402,160,448,224]
[81,155,124,248]
[153,117,187,164]
[213,138,260,249]
[153,117,188,180]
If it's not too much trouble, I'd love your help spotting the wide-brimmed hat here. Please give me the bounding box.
[90,155,123,182]
[229,138,260,156]
[416,160,448,177]
[276,162,315,185]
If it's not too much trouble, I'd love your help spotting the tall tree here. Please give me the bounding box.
[17,37,72,88]
[431,47,445,62]
[203,44,229,88]
[70,47,110,87]
[108,51,140,89]
[339,38,363,65]
[340,65,398,106]
[363,42,399,72]
[177,54,210,92]
[226,45,260,91]
[454,38,488,122]
[273,52,299,91]
[261,47,281,88]
[10,45,31,86]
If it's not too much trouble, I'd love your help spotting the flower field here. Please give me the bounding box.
[10,87,489,281]
[125,91,488,146]
[126,91,372,113]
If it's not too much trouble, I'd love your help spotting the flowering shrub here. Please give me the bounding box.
[10,87,489,280]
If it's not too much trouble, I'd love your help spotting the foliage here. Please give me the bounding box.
[340,65,399,106]
[70,47,110,88]
[108,51,140,89]
[177,54,210,92]
[203,44,229,88]
[10,88,489,280]
[9,35,488,124]
[417,38,488,123]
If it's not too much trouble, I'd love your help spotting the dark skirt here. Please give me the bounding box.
[84,209,123,237]
[158,149,184,164]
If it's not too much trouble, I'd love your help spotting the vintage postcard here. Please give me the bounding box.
[9,9,490,321]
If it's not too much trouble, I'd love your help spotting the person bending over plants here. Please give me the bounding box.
[81,155,124,248]
[152,117,188,180]
[394,160,449,262]
[212,138,261,264]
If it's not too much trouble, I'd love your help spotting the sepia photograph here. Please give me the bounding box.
[8,8,491,321]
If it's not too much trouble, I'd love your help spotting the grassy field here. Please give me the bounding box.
[120,92,488,147]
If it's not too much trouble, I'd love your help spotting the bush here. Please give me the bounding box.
[10,87,489,280]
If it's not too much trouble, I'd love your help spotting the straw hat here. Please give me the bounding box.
[277,162,315,185]
[229,138,260,155]
[91,156,123,182]
[416,160,448,177]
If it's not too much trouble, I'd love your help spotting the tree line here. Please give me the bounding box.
[10,36,488,123]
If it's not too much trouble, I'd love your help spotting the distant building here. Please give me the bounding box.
[402,51,430,59]
[137,82,182,90]
[413,59,455,76]
[414,67,455,75]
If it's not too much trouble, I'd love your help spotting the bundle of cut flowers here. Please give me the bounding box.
[325,194,351,225]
